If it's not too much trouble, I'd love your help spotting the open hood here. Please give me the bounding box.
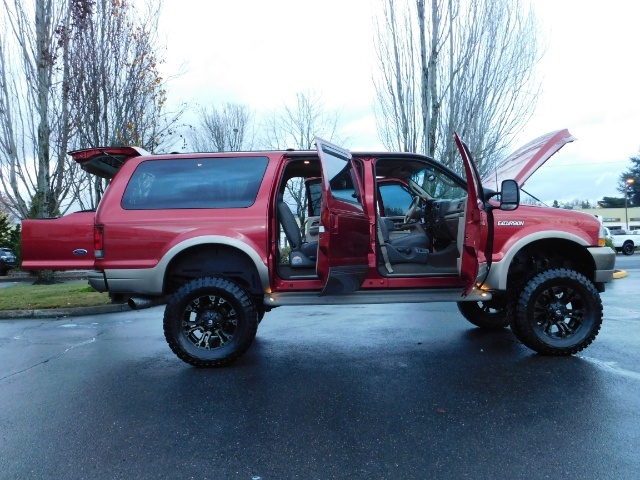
[68,146,150,179]
[481,129,575,190]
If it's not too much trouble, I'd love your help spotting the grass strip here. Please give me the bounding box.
[0,281,112,310]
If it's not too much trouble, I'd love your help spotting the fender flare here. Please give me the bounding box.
[485,231,590,291]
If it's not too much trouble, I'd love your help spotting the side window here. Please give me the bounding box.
[379,183,413,216]
[329,167,361,204]
[307,180,322,217]
[121,156,268,210]
[320,146,363,206]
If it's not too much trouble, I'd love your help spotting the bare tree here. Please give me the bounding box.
[189,103,254,152]
[373,0,542,175]
[0,0,181,216]
[0,0,76,220]
[66,0,184,209]
[373,1,420,152]
[261,90,343,238]
[261,90,341,151]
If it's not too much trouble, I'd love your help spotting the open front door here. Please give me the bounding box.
[315,138,370,296]
[454,134,490,296]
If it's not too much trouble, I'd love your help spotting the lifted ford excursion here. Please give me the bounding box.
[23,129,615,367]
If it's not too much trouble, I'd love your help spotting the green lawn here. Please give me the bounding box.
[0,281,112,310]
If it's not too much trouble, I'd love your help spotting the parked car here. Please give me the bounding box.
[22,129,615,366]
[610,230,639,255]
[0,248,17,276]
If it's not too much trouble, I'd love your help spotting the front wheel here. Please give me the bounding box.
[622,241,635,256]
[163,277,258,367]
[457,299,510,329]
[510,268,602,356]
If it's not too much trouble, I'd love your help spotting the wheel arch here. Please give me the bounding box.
[161,237,269,296]
[486,233,595,291]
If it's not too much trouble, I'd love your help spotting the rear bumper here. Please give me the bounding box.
[88,271,108,292]
[88,268,165,296]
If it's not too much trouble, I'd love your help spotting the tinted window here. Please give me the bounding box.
[319,144,362,206]
[122,157,268,210]
[308,181,322,216]
[330,168,360,203]
[379,183,413,216]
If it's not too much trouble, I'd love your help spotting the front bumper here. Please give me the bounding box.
[587,246,616,284]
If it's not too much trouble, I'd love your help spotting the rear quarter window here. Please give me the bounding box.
[121,156,269,210]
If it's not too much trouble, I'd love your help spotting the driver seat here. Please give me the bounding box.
[378,216,430,264]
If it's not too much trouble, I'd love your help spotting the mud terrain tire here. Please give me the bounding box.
[163,277,258,367]
[457,300,510,330]
[510,268,602,356]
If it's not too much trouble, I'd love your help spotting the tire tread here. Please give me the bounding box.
[510,268,602,356]
[163,277,258,367]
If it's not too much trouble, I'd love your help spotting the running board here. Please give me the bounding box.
[265,287,491,307]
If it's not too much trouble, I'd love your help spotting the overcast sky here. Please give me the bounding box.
[157,0,639,204]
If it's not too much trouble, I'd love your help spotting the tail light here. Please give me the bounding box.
[94,225,104,258]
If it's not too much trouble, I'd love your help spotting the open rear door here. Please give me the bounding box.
[315,138,370,296]
[69,146,149,179]
[454,134,489,296]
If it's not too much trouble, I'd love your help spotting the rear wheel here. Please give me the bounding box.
[622,241,635,256]
[510,268,602,356]
[457,299,510,329]
[163,277,258,367]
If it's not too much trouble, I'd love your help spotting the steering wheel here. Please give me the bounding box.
[404,196,420,224]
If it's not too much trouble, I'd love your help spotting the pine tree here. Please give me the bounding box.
[0,213,12,246]
[620,154,639,207]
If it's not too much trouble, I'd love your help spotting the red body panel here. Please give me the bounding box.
[481,129,575,190]
[92,153,279,272]
[22,212,96,270]
[491,206,599,262]
[315,138,370,295]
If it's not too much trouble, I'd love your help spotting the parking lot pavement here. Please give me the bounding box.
[1,268,640,479]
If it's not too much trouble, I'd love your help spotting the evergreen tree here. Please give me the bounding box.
[0,213,11,246]
[598,196,626,208]
[8,224,21,266]
[619,154,639,207]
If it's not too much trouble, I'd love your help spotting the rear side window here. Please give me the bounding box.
[121,157,269,210]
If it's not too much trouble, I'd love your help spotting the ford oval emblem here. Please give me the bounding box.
[73,249,88,256]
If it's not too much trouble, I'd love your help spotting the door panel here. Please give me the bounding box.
[315,138,370,295]
[22,212,96,270]
[454,134,489,296]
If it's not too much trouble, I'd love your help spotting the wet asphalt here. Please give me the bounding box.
[0,254,639,479]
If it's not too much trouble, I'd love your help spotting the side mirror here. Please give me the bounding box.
[500,179,520,211]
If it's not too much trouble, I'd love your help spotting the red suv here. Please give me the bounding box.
[23,130,615,366]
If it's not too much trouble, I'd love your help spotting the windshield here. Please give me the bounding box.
[411,166,467,200]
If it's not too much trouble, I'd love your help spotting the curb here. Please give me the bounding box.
[0,271,89,283]
[613,269,628,279]
[0,303,132,320]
